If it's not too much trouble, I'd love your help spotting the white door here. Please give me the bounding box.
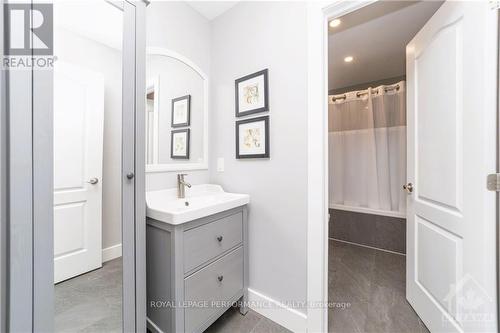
[406,2,498,332]
[54,62,104,283]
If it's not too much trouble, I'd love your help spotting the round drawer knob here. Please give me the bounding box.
[216,235,223,242]
[217,275,224,282]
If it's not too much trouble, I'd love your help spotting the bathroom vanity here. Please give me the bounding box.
[146,185,249,333]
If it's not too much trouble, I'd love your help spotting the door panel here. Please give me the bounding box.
[53,73,86,190]
[53,62,104,283]
[416,217,461,314]
[53,202,85,257]
[406,1,497,332]
[416,18,462,212]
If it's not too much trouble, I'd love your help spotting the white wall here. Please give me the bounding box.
[146,2,211,191]
[55,29,122,251]
[210,2,308,314]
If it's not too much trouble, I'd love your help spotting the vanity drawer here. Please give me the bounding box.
[183,212,242,273]
[184,247,243,333]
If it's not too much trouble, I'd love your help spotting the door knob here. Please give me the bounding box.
[126,172,134,180]
[87,178,99,185]
[403,183,413,193]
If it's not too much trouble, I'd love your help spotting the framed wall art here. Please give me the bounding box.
[171,94,191,127]
[235,69,269,117]
[171,128,190,159]
[236,116,269,159]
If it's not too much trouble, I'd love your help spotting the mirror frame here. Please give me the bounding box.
[145,47,209,173]
[146,75,160,164]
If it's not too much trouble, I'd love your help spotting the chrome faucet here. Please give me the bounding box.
[177,173,192,199]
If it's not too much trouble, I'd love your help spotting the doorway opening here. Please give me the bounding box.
[53,2,124,331]
[327,2,441,332]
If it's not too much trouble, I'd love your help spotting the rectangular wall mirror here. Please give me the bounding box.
[145,48,208,172]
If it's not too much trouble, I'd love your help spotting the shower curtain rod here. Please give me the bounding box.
[330,83,401,102]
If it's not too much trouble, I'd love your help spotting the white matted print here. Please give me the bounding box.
[236,116,269,158]
[171,129,190,159]
[171,95,191,127]
[235,69,269,117]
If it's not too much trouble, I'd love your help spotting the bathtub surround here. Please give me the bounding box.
[329,209,406,254]
[210,2,308,330]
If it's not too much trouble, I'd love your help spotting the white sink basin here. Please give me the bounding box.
[146,184,250,225]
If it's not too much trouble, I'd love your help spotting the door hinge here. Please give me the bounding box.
[490,1,500,10]
[487,173,500,191]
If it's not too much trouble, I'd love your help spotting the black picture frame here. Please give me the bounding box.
[170,129,190,159]
[236,116,270,159]
[171,95,191,128]
[235,69,269,117]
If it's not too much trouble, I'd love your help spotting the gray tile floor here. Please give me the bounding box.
[205,306,291,333]
[55,258,123,333]
[329,239,429,333]
[55,240,426,333]
[55,258,289,333]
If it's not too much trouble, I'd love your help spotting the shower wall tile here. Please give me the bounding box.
[329,209,406,254]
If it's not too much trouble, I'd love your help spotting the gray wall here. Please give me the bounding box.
[210,2,308,313]
[145,2,211,191]
[55,29,123,250]
[329,75,406,95]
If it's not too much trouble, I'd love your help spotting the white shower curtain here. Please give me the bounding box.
[329,81,406,216]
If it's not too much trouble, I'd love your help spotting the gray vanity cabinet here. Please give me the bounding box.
[146,206,248,333]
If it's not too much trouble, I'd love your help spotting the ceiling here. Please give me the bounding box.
[328,1,443,91]
[54,1,123,50]
[185,1,239,20]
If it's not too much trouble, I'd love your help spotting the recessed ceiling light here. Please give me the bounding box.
[329,19,341,28]
[344,56,354,63]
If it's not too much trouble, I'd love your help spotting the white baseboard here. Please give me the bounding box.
[247,288,307,332]
[102,243,122,262]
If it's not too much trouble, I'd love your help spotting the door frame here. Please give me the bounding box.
[307,1,499,332]
[0,0,6,331]
[306,2,377,331]
[3,0,147,331]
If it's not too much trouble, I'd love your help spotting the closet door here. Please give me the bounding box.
[406,2,497,332]
[4,0,146,331]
